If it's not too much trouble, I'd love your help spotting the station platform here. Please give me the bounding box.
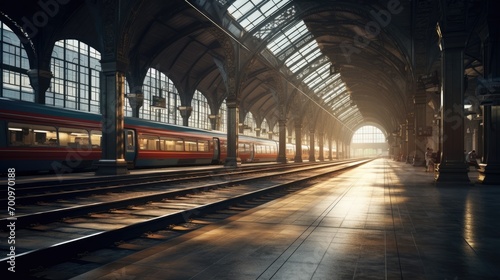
[69,158,500,280]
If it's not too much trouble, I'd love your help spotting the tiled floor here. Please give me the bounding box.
[72,159,500,280]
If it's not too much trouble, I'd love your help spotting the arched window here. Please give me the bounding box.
[189,90,210,130]
[125,68,183,125]
[48,39,101,112]
[218,100,227,132]
[351,125,388,157]
[0,23,33,101]
[352,125,386,143]
[240,112,258,137]
[261,119,275,139]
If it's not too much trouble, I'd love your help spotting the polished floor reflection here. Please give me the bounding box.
[72,159,500,280]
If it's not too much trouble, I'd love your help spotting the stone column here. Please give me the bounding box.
[225,99,241,167]
[318,132,324,161]
[406,118,415,164]
[208,114,218,130]
[400,123,407,161]
[328,136,333,160]
[294,120,303,163]
[478,2,500,184]
[277,118,287,163]
[126,92,144,118]
[27,69,52,105]
[413,92,427,166]
[336,140,340,159]
[435,29,469,183]
[178,106,192,127]
[255,127,261,137]
[309,129,316,162]
[95,61,129,175]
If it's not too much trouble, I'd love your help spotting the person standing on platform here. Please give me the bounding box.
[425,147,434,172]
[467,150,480,170]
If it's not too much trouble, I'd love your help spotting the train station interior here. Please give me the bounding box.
[1,0,500,279]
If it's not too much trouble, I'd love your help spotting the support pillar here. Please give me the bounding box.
[277,118,287,163]
[208,114,219,130]
[328,136,333,160]
[95,61,129,175]
[126,92,144,118]
[435,29,469,183]
[318,133,324,161]
[413,92,427,166]
[294,120,303,163]
[479,106,500,184]
[255,127,261,137]
[400,123,407,161]
[309,129,316,162]
[478,2,500,184]
[336,141,340,159]
[27,69,52,104]
[406,118,415,164]
[178,106,192,127]
[225,100,241,167]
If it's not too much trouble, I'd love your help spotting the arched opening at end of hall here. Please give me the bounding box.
[350,125,389,158]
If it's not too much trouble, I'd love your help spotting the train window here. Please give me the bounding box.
[239,143,250,152]
[138,135,160,150]
[161,137,182,151]
[58,127,90,149]
[255,145,261,154]
[7,122,57,146]
[126,130,135,151]
[90,130,102,148]
[184,139,198,151]
[158,138,165,151]
[198,140,209,152]
[175,140,184,151]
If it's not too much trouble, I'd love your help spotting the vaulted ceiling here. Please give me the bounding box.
[0,0,487,140]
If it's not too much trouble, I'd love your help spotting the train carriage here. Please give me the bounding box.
[0,98,297,173]
[0,98,103,173]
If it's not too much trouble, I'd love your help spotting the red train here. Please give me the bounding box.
[0,98,311,173]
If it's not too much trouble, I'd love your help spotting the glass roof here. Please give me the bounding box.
[267,20,308,55]
[227,0,362,129]
[228,0,292,31]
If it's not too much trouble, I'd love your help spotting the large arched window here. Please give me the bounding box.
[217,100,227,132]
[352,125,386,143]
[0,23,33,101]
[125,68,183,125]
[189,90,210,130]
[241,112,256,137]
[49,39,101,112]
[351,125,388,157]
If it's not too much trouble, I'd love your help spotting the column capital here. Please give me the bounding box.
[100,59,128,73]
[26,69,53,79]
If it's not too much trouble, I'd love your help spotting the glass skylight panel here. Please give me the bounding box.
[227,0,254,20]
[339,109,359,122]
[267,21,308,55]
[315,63,330,76]
[315,74,342,93]
[286,41,321,73]
[228,0,291,31]
[309,75,325,89]
[306,64,331,89]
[324,84,346,103]
[332,95,349,110]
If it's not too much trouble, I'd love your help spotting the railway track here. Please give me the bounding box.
[1,159,371,277]
[6,162,329,202]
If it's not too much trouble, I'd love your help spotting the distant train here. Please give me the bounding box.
[0,98,330,173]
